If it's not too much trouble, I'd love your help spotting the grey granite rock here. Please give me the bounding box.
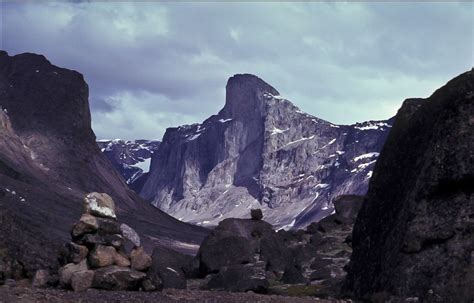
[141,74,392,229]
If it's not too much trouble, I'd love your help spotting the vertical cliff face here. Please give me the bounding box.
[0,51,208,278]
[344,69,474,301]
[141,74,392,229]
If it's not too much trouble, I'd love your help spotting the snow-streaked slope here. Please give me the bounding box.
[97,139,160,187]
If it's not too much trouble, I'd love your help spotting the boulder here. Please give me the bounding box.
[120,223,140,247]
[130,247,152,271]
[152,266,186,289]
[88,245,117,268]
[84,192,116,219]
[207,263,268,293]
[79,213,99,230]
[114,253,131,267]
[281,266,307,284]
[199,236,255,273]
[147,246,190,289]
[259,233,294,273]
[71,270,94,292]
[310,267,333,281]
[58,242,89,265]
[344,70,474,302]
[141,276,162,292]
[197,218,295,275]
[71,221,96,238]
[251,208,263,220]
[59,259,88,287]
[92,265,146,290]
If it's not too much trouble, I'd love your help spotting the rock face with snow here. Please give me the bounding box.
[344,69,474,302]
[141,74,392,229]
[0,51,207,281]
[97,139,160,192]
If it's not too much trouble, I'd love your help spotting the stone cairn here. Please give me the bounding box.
[58,192,154,292]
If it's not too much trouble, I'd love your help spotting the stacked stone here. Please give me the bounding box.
[58,192,152,292]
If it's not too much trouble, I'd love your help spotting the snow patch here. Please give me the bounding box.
[353,152,380,162]
[355,122,391,131]
[219,118,233,123]
[315,183,330,189]
[263,92,285,100]
[283,135,315,147]
[351,160,377,173]
[187,133,201,141]
[133,157,152,173]
[270,127,289,135]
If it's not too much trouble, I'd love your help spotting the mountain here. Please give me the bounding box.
[97,139,160,192]
[0,51,208,279]
[140,74,393,229]
[344,69,473,301]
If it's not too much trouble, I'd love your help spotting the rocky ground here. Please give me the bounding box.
[0,194,361,302]
[0,285,352,303]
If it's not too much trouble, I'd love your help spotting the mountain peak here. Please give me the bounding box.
[226,73,279,94]
[222,74,280,119]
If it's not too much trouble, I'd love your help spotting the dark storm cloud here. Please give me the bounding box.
[1,2,472,139]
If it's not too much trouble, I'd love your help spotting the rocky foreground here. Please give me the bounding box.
[1,190,360,302]
[0,286,351,303]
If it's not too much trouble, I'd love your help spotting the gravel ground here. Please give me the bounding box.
[0,286,352,303]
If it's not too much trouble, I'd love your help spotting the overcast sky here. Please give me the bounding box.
[1,2,473,140]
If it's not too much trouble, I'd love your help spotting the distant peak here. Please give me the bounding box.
[226,74,279,96]
[221,74,280,119]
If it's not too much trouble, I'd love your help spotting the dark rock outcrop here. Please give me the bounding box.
[251,208,264,220]
[141,73,392,229]
[344,69,474,302]
[0,51,208,281]
[198,218,293,276]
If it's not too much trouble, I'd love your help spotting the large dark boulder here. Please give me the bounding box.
[197,218,294,276]
[199,236,255,273]
[344,70,474,302]
[146,246,191,289]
